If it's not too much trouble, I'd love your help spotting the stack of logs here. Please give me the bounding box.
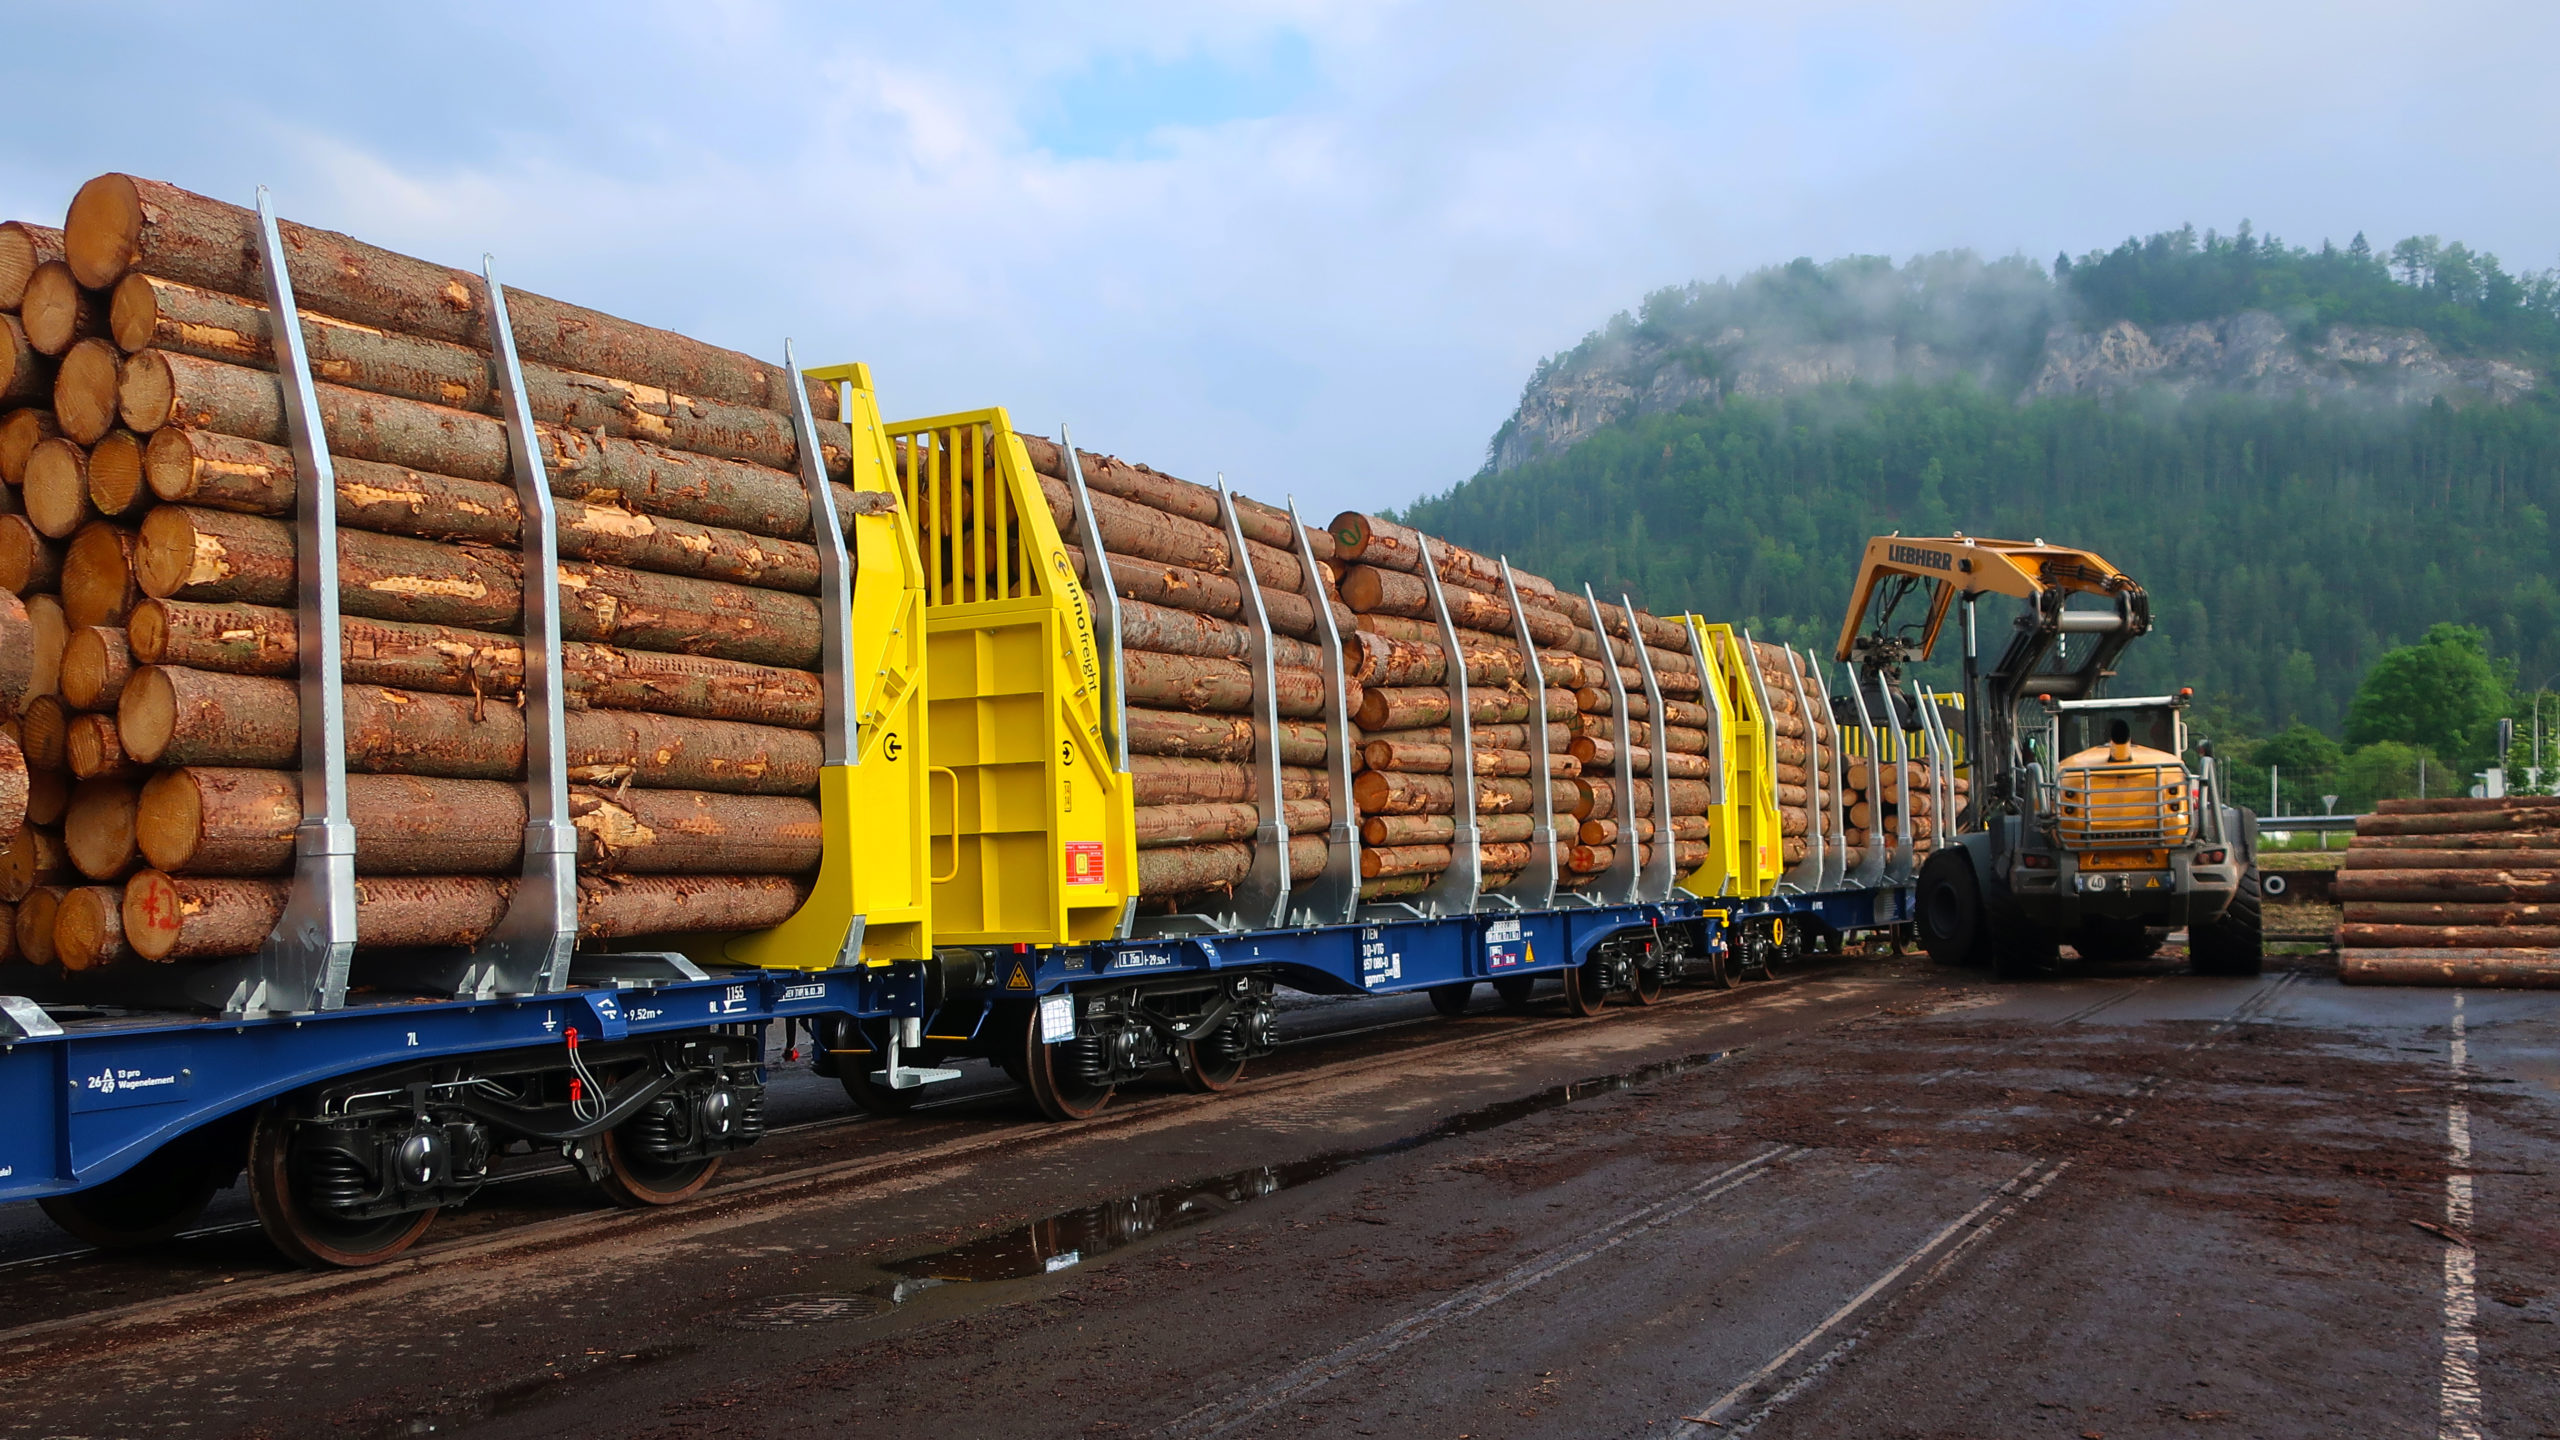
[1015,437,1345,907]
[3,219,72,966]
[1332,514,1710,901]
[3,172,879,978]
[2336,796,2560,988]
[1847,759,1963,863]
[1751,642,1829,869]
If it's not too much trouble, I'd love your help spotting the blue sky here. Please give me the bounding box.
[4,1,2554,519]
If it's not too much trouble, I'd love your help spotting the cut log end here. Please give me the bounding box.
[63,175,146,291]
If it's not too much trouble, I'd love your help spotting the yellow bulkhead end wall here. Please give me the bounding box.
[676,363,931,972]
[1695,623,1783,899]
[887,409,1135,948]
[713,364,931,969]
[1669,615,1733,899]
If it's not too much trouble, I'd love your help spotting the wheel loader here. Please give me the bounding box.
[1836,535,2263,978]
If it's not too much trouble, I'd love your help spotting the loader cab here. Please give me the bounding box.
[2033,695,2196,852]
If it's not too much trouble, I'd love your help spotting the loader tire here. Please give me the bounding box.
[2190,867,2265,976]
[1916,849,1985,967]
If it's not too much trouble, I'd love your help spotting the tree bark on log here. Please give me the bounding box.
[1114,598,1324,668]
[1351,771,1569,817]
[139,768,531,876]
[1131,798,1331,848]
[1064,545,1324,641]
[1123,707,1330,765]
[2349,832,2560,852]
[120,665,820,792]
[1326,511,1566,606]
[1134,836,1328,895]
[2,318,51,410]
[2338,923,2560,948]
[0,222,64,311]
[2332,871,2560,902]
[1,825,68,901]
[0,593,33,715]
[1120,651,1327,718]
[121,349,859,511]
[2375,796,2560,816]
[1341,629,1520,687]
[2343,901,2560,925]
[2344,847,2560,869]
[126,599,824,727]
[2337,950,2560,988]
[1128,757,1328,807]
[1354,685,1559,731]
[1359,812,1535,846]
[1337,564,1571,642]
[66,712,138,779]
[0,730,23,837]
[0,515,62,596]
[2355,808,2560,837]
[120,869,809,959]
[567,788,821,873]
[1016,436,1329,559]
[67,175,841,421]
[134,506,825,666]
[115,304,837,479]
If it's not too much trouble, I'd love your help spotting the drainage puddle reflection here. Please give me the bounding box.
[882,1046,1734,1287]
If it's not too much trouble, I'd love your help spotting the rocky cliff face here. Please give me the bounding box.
[1490,313,2539,473]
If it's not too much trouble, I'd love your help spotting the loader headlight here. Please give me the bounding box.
[2199,848,2226,865]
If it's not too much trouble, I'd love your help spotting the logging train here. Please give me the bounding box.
[0,175,1961,1268]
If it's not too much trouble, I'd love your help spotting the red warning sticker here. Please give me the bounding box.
[1064,841,1107,885]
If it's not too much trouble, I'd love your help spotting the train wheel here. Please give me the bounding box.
[1022,1014,1114,1121]
[1563,958,1610,1017]
[596,1128,722,1208]
[1175,1039,1248,1093]
[1627,961,1667,1005]
[1428,982,1476,1017]
[1491,976,1538,1010]
[248,1103,436,1269]
[37,1126,233,1248]
[1699,941,1736,991]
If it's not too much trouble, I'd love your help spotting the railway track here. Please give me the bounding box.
[0,954,1883,1349]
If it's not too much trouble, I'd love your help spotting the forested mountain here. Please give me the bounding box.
[1403,226,2560,780]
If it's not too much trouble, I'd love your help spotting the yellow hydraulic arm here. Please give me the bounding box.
[1833,535,2142,668]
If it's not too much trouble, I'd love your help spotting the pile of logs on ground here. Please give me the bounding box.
[2336,796,2560,988]
[1015,437,1345,908]
[1332,514,1709,902]
[2,172,868,977]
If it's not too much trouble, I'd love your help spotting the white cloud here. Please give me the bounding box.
[1,0,2552,519]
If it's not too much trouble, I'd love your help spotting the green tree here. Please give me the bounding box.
[2338,741,2440,808]
[2343,624,2510,766]
[2254,723,2344,776]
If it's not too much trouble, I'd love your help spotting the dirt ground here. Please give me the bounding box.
[0,952,2550,1439]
